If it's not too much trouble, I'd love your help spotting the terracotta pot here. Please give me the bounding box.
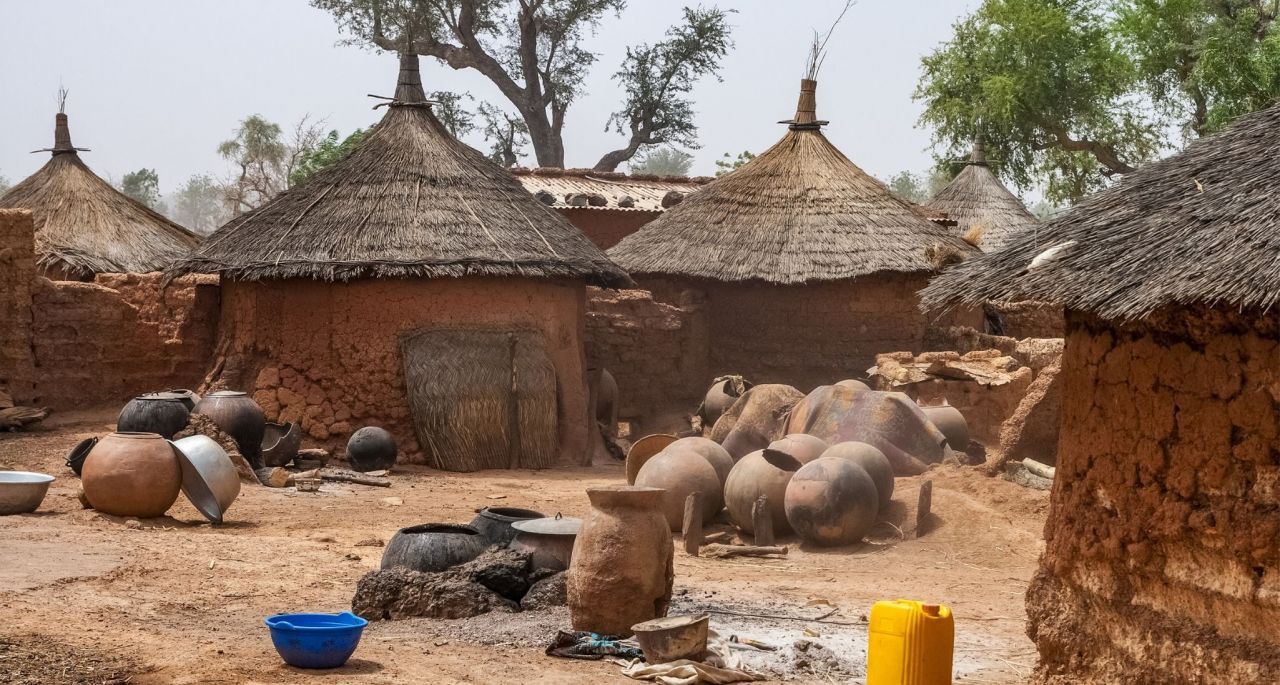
[117,393,190,439]
[665,437,733,487]
[784,457,879,546]
[81,432,182,518]
[471,506,546,545]
[510,514,581,571]
[381,524,488,573]
[767,434,829,466]
[347,426,397,472]
[635,450,723,531]
[194,391,266,465]
[822,441,894,508]
[568,486,674,636]
[625,434,678,485]
[698,377,753,428]
[723,449,801,535]
[920,404,970,450]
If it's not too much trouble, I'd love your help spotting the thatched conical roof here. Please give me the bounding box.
[926,141,1039,252]
[0,111,199,276]
[171,54,628,287]
[607,79,975,284]
[921,102,1280,321]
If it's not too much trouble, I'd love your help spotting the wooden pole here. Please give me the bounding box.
[752,495,774,547]
[683,492,704,556]
[916,480,933,538]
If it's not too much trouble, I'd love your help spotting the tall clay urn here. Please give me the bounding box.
[117,393,191,439]
[568,486,674,636]
[81,432,182,518]
[194,391,266,465]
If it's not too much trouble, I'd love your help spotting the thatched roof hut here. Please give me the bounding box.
[172,55,627,287]
[925,141,1039,252]
[609,79,974,284]
[0,110,199,278]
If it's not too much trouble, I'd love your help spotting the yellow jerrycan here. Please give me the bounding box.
[866,599,954,685]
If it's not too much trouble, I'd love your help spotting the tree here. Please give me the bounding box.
[628,146,693,175]
[477,102,531,166]
[885,169,954,204]
[0,174,10,196]
[218,114,325,212]
[171,175,231,235]
[121,168,163,209]
[713,150,754,176]
[314,0,734,170]
[918,0,1280,203]
[291,129,369,186]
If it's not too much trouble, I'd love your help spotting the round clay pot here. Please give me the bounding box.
[920,404,970,450]
[665,437,733,487]
[625,434,678,485]
[698,377,753,428]
[194,391,266,464]
[568,486,674,636]
[381,524,488,573]
[723,449,802,535]
[767,434,830,466]
[822,441,895,508]
[81,432,182,518]
[117,393,191,439]
[635,450,723,531]
[835,379,871,392]
[164,389,201,411]
[471,506,546,545]
[785,457,879,546]
[347,426,398,472]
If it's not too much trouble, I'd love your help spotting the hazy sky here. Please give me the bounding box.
[0,0,982,195]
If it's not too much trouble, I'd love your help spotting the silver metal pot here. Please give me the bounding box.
[171,435,241,523]
[509,514,581,571]
[0,471,55,515]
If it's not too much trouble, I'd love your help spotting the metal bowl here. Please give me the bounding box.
[0,471,56,515]
[631,614,709,663]
[171,435,241,523]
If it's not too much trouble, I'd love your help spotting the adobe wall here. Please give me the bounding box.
[30,274,220,408]
[0,210,36,403]
[988,300,1064,339]
[584,287,708,429]
[214,277,589,467]
[558,209,658,250]
[1029,306,1280,683]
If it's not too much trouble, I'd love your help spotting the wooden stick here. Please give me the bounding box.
[702,544,787,559]
[702,530,733,544]
[320,468,391,487]
[916,479,933,538]
[683,492,704,556]
[752,495,774,546]
[1022,458,1056,480]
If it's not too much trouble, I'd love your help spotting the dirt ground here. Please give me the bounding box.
[0,410,1047,684]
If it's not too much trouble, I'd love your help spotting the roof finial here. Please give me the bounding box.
[971,137,987,165]
[782,78,828,130]
[394,52,427,104]
[37,87,89,156]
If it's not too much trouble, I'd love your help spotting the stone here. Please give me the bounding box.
[521,572,567,610]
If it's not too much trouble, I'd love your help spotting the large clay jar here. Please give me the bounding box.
[920,404,970,450]
[81,432,182,518]
[635,450,723,530]
[117,393,191,439]
[822,442,895,508]
[347,426,398,472]
[381,524,488,573]
[665,437,733,487]
[723,449,802,535]
[698,377,753,428]
[194,391,266,465]
[767,434,829,466]
[784,457,879,546]
[568,486,674,636]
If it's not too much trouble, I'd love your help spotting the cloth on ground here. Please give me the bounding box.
[546,630,644,660]
[615,629,766,684]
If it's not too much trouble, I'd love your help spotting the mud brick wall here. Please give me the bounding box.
[31,274,219,408]
[0,210,36,403]
[584,287,708,426]
[558,209,658,250]
[987,300,1064,339]
[1028,306,1280,684]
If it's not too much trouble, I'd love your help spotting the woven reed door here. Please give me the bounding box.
[400,328,559,472]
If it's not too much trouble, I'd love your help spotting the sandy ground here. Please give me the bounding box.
[0,410,1047,684]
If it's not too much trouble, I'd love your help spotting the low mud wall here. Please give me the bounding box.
[1029,306,1280,683]
[987,300,1064,339]
[0,210,36,403]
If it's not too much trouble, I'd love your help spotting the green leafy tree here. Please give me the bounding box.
[885,169,955,204]
[218,114,325,212]
[313,0,734,170]
[121,168,163,209]
[171,174,231,235]
[477,102,531,167]
[713,150,754,176]
[291,129,369,186]
[628,146,694,175]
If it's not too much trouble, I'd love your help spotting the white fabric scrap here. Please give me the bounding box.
[616,629,767,685]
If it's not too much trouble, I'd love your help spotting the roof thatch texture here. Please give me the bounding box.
[607,79,976,284]
[926,141,1039,252]
[922,102,1280,321]
[171,54,628,288]
[0,113,199,275]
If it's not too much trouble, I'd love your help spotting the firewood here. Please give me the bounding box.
[683,492,704,556]
[255,467,291,488]
[1022,458,1056,480]
[320,468,391,487]
[702,544,788,559]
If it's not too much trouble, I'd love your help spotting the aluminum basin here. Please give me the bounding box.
[0,471,55,515]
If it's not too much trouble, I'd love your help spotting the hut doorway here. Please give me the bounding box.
[400,328,559,472]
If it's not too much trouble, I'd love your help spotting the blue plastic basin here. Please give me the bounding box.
[264,611,368,669]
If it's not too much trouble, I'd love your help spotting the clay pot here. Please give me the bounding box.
[261,422,302,467]
[835,379,871,393]
[510,514,581,571]
[822,442,895,508]
[767,434,829,466]
[784,457,879,546]
[568,486,674,636]
[194,391,266,464]
[920,404,970,450]
[381,524,488,573]
[698,377,753,428]
[117,393,191,439]
[347,426,397,472]
[471,506,546,545]
[723,449,802,535]
[665,437,733,487]
[625,434,678,485]
[81,432,182,518]
[164,389,201,411]
[634,450,723,531]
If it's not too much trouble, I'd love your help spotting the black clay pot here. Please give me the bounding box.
[470,506,546,545]
[381,524,488,573]
[117,393,191,439]
[194,391,266,465]
[66,436,98,476]
[164,389,201,412]
[347,426,397,472]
